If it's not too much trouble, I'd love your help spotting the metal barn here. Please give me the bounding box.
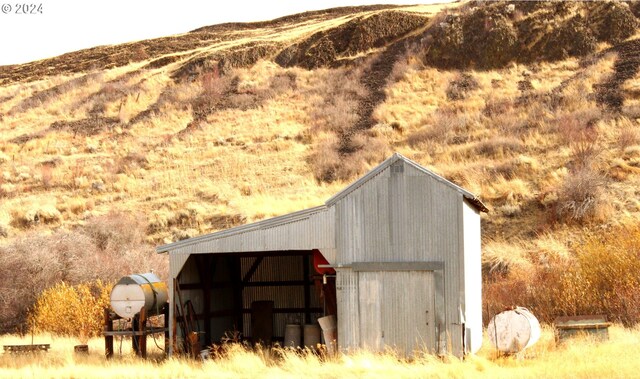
[157,153,487,357]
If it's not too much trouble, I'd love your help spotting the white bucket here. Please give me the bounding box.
[284,324,302,348]
[318,315,338,354]
[303,324,321,349]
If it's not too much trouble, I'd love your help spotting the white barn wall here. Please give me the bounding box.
[462,200,483,353]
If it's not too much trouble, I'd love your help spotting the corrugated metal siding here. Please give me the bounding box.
[334,160,466,356]
[342,270,437,356]
[358,272,382,350]
[380,271,435,356]
[170,251,191,284]
[161,207,336,258]
[336,268,359,350]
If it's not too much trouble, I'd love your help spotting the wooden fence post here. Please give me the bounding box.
[163,303,170,354]
[138,306,147,359]
[104,308,113,359]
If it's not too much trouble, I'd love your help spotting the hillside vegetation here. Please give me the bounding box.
[2,0,640,332]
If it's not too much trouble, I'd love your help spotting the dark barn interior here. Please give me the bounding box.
[174,250,335,348]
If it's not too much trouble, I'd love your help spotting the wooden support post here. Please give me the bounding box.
[196,255,212,347]
[132,313,139,355]
[303,254,311,324]
[172,278,179,354]
[163,303,170,354]
[104,308,114,359]
[231,256,243,336]
[138,306,147,359]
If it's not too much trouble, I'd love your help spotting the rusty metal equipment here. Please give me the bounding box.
[554,315,611,342]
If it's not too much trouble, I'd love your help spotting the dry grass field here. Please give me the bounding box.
[2,326,640,378]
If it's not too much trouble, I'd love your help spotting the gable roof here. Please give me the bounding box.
[157,153,487,253]
[326,153,488,212]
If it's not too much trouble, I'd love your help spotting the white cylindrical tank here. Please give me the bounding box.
[110,273,168,319]
[488,307,541,353]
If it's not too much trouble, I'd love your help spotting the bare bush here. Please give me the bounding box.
[310,137,342,183]
[483,97,513,118]
[309,69,366,135]
[474,137,524,158]
[446,73,479,101]
[555,167,608,224]
[0,212,167,333]
[269,71,297,93]
[618,119,640,151]
[306,67,381,183]
[556,112,602,170]
[484,225,640,325]
[115,152,149,174]
[408,109,475,147]
[40,163,54,188]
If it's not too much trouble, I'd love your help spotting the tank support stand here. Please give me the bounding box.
[103,302,169,359]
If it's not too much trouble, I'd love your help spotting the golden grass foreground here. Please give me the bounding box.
[2,325,640,378]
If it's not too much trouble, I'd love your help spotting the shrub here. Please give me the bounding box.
[462,10,518,69]
[310,132,389,183]
[82,212,144,252]
[556,112,601,170]
[555,167,608,224]
[474,137,523,158]
[446,73,479,101]
[0,212,167,333]
[10,203,62,229]
[115,152,149,174]
[310,137,342,183]
[30,280,111,340]
[423,14,464,68]
[566,227,640,325]
[591,2,638,44]
[617,118,640,151]
[544,15,597,61]
[484,225,640,325]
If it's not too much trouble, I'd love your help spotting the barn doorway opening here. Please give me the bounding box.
[174,249,336,349]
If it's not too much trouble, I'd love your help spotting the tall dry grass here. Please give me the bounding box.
[1,325,640,378]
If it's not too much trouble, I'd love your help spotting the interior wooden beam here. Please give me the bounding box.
[242,256,264,283]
